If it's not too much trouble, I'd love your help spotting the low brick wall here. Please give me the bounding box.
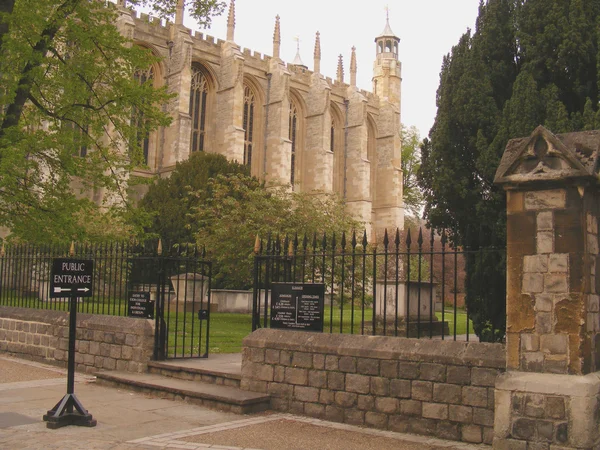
[0,306,154,374]
[241,328,505,445]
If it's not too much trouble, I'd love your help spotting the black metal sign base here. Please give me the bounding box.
[43,393,96,429]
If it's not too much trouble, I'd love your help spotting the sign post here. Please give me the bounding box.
[43,257,96,429]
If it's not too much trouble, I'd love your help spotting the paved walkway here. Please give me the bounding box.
[0,355,489,450]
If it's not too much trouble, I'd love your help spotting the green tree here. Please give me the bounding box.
[400,124,423,218]
[139,152,249,244]
[191,174,359,289]
[0,0,224,243]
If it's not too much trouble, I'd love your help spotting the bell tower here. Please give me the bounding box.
[372,10,401,110]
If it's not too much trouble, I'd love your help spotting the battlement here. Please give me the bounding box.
[131,9,169,29]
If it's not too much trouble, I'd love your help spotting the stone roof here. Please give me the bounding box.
[494,125,600,186]
[377,19,398,39]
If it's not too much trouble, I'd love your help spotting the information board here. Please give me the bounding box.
[128,291,154,319]
[50,259,94,298]
[270,283,325,332]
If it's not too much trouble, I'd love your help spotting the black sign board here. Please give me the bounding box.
[128,291,154,319]
[50,259,94,298]
[270,283,325,332]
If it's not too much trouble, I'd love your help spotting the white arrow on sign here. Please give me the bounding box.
[77,288,90,293]
[54,287,72,293]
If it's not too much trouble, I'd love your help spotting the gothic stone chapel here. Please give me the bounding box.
[118,0,405,232]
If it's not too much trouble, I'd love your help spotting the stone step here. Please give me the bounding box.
[95,371,270,415]
[147,361,241,388]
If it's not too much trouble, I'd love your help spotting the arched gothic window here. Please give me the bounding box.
[289,100,298,185]
[132,66,154,165]
[243,85,255,167]
[190,64,209,153]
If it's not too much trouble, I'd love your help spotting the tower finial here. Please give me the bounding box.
[226,0,235,42]
[175,0,184,25]
[273,15,281,59]
[385,4,390,22]
[350,46,357,87]
[337,54,344,83]
[314,31,321,74]
[292,36,305,67]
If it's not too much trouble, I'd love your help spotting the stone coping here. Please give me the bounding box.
[0,306,154,334]
[243,328,505,369]
[496,370,600,397]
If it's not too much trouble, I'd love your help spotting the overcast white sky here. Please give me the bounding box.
[188,0,482,138]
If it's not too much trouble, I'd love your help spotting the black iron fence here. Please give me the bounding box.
[0,242,212,359]
[252,228,506,341]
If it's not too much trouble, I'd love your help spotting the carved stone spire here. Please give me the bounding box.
[226,0,235,42]
[350,46,357,87]
[292,36,305,68]
[273,15,281,59]
[337,54,344,83]
[175,0,185,25]
[313,31,321,74]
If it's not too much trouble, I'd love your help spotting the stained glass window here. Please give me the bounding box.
[190,64,209,153]
[243,85,255,166]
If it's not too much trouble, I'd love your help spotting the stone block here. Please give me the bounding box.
[521,352,544,372]
[548,254,568,273]
[471,368,499,387]
[284,367,307,385]
[242,379,267,393]
[535,295,553,312]
[540,334,568,355]
[472,407,494,427]
[325,355,339,370]
[313,354,325,369]
[449,404,472,423]
[512,418,536,440]
[304,403,325,419]
[380,360,398,378]
[109,344,122,359]
[279,350,292,365]
[536,313,553,334]
[268,382,293,398]
[265,349,280,364]
[370,377,389,396]
[523,273,544,293]
[409,417,437,436]
[525,190,565,211]
[398,362,419,379]
[290,401,304,415]
[334,391,357,408]
[338,356,356,373]
[545,274,568,293]
[388,415,409,433]
[344,410,364,426]
[446,366,471,385]
[545,396,565,419]
[461,424,482,443]
[294,386,319,403]
[521,334,539,352]
[537,420,554,442]
[390,379,411,398]
[274,366,285,382]
[537,212,553,230]
[422,402,448,420]
[308,370,327,388]
[327,371,345,390]
[364,411,387,429]
[356,358,379,375]
[494,439,527,450]
[357,394,375,411]
[412,381,433,401]
[400,399,422,416]
[537,232,554,254]
[462,386,487,407]
[375,397,398,414]
[590,295,600,314]
[292,352,312,368]
[319,389,335,405]
[346,374,370,394]
[420,363,446,382]
[524,255,549,273]
[433,383,462,404]
[325,405,344,423]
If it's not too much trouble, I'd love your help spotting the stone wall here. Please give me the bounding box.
[0,306,154,374]
[241,328,505,445]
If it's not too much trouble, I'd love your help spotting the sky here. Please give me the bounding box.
[185,0,482,138]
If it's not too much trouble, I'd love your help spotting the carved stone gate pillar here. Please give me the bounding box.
[493,126,600,449]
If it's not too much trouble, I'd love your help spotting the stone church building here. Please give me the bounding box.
[117,0,405,232]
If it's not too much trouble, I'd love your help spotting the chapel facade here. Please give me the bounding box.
[117,0,405,232]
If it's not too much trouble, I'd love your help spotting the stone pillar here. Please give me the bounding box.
[162,24,194,169]
[262,59,292,187]
[302,74,333,192]
[215,41,245,163]
[373,102,404,232]
[344,88,371,229]
[493,126,600,449]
